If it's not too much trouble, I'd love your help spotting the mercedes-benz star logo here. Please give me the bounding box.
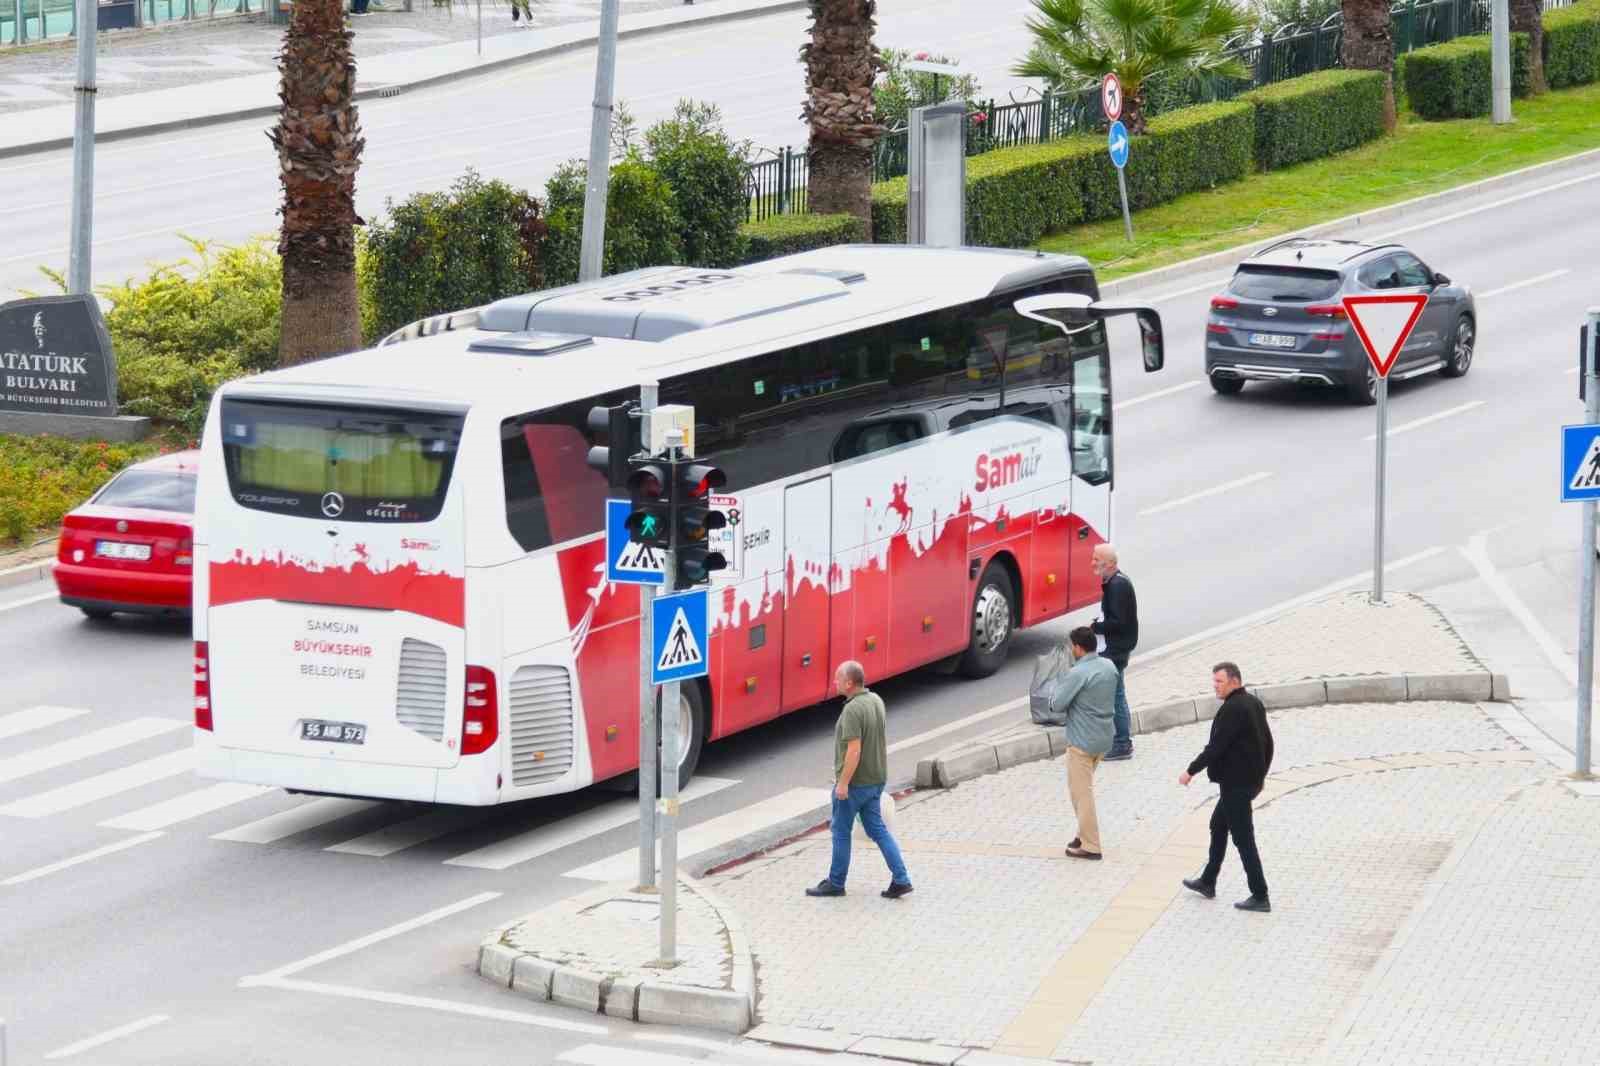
[320,492,345,518]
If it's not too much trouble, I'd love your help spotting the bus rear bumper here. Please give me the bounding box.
[195,733,499,805]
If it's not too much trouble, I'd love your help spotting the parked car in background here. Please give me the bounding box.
[53,450,200,620]
[1205,238,1476,404]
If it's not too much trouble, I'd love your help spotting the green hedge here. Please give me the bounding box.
[1402,33,1532,119]
[1242,70,1387,171]
[1114,101,1255,211]
[1543,0,1600,89]
[738,212,866,262]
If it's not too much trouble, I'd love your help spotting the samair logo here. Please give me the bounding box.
[974,448,1043,493]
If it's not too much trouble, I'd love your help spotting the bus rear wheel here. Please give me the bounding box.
[959,563,1015,678]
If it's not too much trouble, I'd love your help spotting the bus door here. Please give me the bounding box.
[1068,342,1113,609]
[781,475,833,710]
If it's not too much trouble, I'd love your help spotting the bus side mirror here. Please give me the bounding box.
[1012,295,1165,373]
[1135,308,1164,372]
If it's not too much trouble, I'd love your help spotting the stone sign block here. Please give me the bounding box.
[0,294,148,441]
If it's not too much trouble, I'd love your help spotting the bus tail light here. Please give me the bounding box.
[462,665,499,755]
[194,641,213,731]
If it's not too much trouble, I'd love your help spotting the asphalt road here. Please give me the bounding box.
[0,0,1047,299]
[2,45,1598,1066]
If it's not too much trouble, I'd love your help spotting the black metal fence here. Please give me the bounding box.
[747,0,1566,222]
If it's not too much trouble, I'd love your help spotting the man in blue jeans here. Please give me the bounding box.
[1091,544,1139,760]
[805,661,913,899]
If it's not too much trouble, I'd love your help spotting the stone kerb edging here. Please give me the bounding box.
[476,875,756,1034]
[916,671,1511,790]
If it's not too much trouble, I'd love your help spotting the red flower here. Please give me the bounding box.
[913,51,929,60]
[972,111,988,123]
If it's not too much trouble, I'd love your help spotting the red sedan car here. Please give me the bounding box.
[53,449,199,620]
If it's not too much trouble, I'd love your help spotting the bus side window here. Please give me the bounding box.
[831,417,927,463]
[501,392,627,553]
[1070,352,1112,486]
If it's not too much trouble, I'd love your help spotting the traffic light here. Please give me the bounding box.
[625,458,673,549]
[585,402,639,489]
[673,461,728,588]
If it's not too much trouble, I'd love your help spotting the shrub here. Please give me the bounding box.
[0,434,160,544]
[643,101,753,268]
[541,158,684,287]
[116,349,244,438]
[875,48,982,129]
[963,139,1099,246]
[1243,69,1387,171]
[1402,33,1532,120]
[1115,100,1255,210]
[738,213,866,262]
[361,169,546,343]
[1543,0,1600,89]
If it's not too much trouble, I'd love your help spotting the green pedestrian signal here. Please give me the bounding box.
[625,459,672,549]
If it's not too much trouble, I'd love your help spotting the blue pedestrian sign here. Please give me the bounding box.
[1107,120,1130,169]
[1561,424,1600,502]
[605,498,664,585]
[651,588,709,684]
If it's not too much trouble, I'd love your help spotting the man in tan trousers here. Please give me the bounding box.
[1050,625,1119,859]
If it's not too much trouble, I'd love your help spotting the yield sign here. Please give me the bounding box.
[1342,294,1429,377]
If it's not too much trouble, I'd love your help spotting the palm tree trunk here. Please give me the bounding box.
[801,0,885,236]
[1341,0,1398,131]
[1122,86,1148,135]
[1510,0,1546,94]
[272,0,366,366]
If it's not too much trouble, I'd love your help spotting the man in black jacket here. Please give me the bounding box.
[1178,661,1275,913]
[1090,544,1137,760]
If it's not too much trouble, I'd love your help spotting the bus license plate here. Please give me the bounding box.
[1249,332,1297,349]
[302,720,366,744]
[95,540,151,561]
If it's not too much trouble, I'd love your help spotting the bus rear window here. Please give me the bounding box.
[220,399,463,523]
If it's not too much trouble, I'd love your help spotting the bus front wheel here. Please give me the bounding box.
[959,563,1016,678]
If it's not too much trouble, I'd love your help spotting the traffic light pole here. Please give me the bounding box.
[1577,310,1599,779]
[658,543,680,966]
[636,385,658,892]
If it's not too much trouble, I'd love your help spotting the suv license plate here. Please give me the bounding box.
[1249,332,1298,349]
[302,719,366,744]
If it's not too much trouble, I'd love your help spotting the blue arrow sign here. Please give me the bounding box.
[1107,120,1130,169]
[605,498,664,585]
[652,588,709,684]
[1561,424,1600,502]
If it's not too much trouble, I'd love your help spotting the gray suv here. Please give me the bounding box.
[1205,238,1476,404]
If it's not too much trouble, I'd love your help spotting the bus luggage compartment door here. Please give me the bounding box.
[781,476,832,711]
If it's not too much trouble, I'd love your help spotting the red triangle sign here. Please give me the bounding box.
[1342,294,1429,377]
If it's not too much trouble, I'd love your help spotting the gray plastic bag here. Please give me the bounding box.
[1029,646,1072,726]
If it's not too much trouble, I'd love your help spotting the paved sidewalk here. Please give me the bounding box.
[0,0,801,154]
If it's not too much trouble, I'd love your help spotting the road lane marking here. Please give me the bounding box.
[247,976,609,1033]
[243,890,501,983]
[1138,472,1273,517]
[0,591,59,613]
[324,806,487,858]
[0,717,184,786]
[0,748,195,818]
[1362,400,1485,441]
[2,831,163,886]
[886,698,1026,756]
[1461,533,1577,686]
[43,1014,170,1060]
[1114,379,1203,411]
[561,1045,700,1066]
[1149,275,1232,303]
[100,782,272,832]
[0,705,88,742]
[213,796,382,844]
[1477,269,1570,299]
[563,787,829,881]
[1377,169,1600,244]
[443,775,738,871]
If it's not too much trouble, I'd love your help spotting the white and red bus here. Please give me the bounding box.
[192,244,1164,805]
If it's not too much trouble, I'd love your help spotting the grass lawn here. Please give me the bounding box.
[1039,81,1600,281]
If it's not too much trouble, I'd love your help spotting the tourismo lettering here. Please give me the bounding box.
[975,449,1043,492]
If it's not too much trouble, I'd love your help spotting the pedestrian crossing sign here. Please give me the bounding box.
[652,588,709,684]
[605,498,664,585]
[1561,424,1600,502]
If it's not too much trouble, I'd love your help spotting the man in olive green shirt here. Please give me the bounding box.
[806,661,913,899]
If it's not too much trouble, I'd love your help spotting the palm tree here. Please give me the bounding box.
[1012,0,1254,135]
[271,0,366,365]
[800,0,886,234]
[1510,0,1546,95]
[1340,0,1397,130]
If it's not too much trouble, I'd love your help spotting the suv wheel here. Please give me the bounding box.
[1440,316,1474,378]
[1209,375,1245,395]
[1346,365,1377,406]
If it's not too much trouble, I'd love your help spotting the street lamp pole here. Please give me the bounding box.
[578,0,621,282]
[67,0,97,295]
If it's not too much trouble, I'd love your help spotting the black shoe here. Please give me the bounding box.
[1104,745,1133,761]
[1234,894,1271,913]
[1182,877,1216,899]
[1068,837,1080,850]
[805,879,845,897]
[881,881,914,899]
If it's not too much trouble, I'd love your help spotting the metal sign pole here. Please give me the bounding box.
[1115,166,1133,242]
[67,0,96,294]
[657,437,682,965]
[475,0,481,55]
[1578,309,1600,778]
[1373,374,1389,603]
[577,0,621,282]
[636,383,658,891]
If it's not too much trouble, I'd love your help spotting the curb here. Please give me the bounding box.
[0,559,52,593]
[476,875,756,1034]
[0,0,807,159]
[916,670,1511,789]
[1096,145,1600,300]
